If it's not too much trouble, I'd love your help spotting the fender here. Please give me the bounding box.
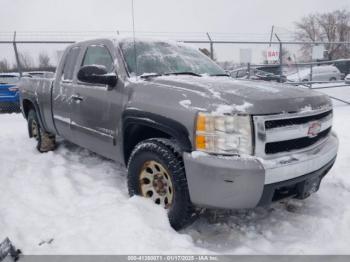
[21,97,48,132]
[122,109,192,152]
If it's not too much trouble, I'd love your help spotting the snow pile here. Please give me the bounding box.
[1,100,350,254]
[0,114,207,254]
[179,100,206,111]
[287,68,310,81]
[179,100,191,108]
[214,102,253,114]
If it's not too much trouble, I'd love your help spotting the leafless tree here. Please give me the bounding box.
[295,9,350,60]
[0,58,10,72]
[38,52,51,68]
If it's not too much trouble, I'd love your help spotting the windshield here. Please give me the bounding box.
[0,76,19,84]
[119,39,226,77]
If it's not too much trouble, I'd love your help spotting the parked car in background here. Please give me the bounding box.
[229,67,249,79]
[25,71,55,78]
[0,73,21,112]
[256,65,281,75]
[230,68,286,82]
[287,65,342,82]
[345,74,350,84]
[251,69,287,82]
[0,71,55,113]
[332,59,350,78]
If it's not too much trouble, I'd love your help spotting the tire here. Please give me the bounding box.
[329,77,336,81]
[27,109,56,152]
[127,138,196,230]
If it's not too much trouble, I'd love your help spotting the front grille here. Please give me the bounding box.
[265,127,331,154]
[254,108,333,156]
[265,110,332,129]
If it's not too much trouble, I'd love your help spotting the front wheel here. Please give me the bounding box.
[27,109,56,152]
[127,138,196,230]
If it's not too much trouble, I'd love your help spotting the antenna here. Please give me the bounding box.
[269,25,274,47]
[131,0,138,76]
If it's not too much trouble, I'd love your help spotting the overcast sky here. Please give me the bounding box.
[1,0,349,64]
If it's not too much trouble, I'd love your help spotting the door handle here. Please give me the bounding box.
[71,94,84,102]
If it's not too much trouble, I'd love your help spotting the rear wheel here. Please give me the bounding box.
[329,77,336,81]
[127,138,196,230]
[28,109,56,152]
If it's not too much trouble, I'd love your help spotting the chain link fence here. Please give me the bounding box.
[1,31,350,104]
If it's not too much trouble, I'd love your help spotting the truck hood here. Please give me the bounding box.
[150,75,332,114]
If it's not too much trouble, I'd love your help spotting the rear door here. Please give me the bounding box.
[52,46,81,140]
[70,42,122,158]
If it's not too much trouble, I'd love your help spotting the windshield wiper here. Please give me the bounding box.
[140,73,163,79]
[164,72,202,77]
[210,73,230,77]
[140,71,202,79]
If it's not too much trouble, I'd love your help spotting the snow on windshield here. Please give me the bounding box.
[119,38,225,76]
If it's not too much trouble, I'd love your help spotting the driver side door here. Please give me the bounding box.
[71,43,122,159]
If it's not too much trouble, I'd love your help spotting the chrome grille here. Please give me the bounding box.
[253,107,333,158]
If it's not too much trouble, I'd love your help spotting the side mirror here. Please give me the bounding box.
[77,65,117,89]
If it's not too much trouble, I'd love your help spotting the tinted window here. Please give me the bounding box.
[62,47,81,81]
[82,45,114,72]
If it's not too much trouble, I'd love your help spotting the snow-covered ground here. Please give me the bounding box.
[1,87,350,254]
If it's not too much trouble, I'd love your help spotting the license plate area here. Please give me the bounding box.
[296,176,321,199]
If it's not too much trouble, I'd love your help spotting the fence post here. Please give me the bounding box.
[206,32,214,60]
[12,31,22,77]
[310,63,313,89]
[247,63,251,79]
[275,34,283,81]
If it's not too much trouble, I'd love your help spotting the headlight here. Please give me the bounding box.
[195,112,253,155]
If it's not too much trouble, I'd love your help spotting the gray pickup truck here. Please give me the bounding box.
[19,38,338,229]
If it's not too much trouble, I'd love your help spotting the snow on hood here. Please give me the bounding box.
[148,75,332,115]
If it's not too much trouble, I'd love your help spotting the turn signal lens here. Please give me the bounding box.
[195,135,206,149]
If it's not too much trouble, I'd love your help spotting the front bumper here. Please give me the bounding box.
[183,132,338,209]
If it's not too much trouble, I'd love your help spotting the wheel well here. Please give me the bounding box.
[123,123,172,165]
[22,99,35,119]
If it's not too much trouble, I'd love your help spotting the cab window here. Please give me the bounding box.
[82,45,114,72]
